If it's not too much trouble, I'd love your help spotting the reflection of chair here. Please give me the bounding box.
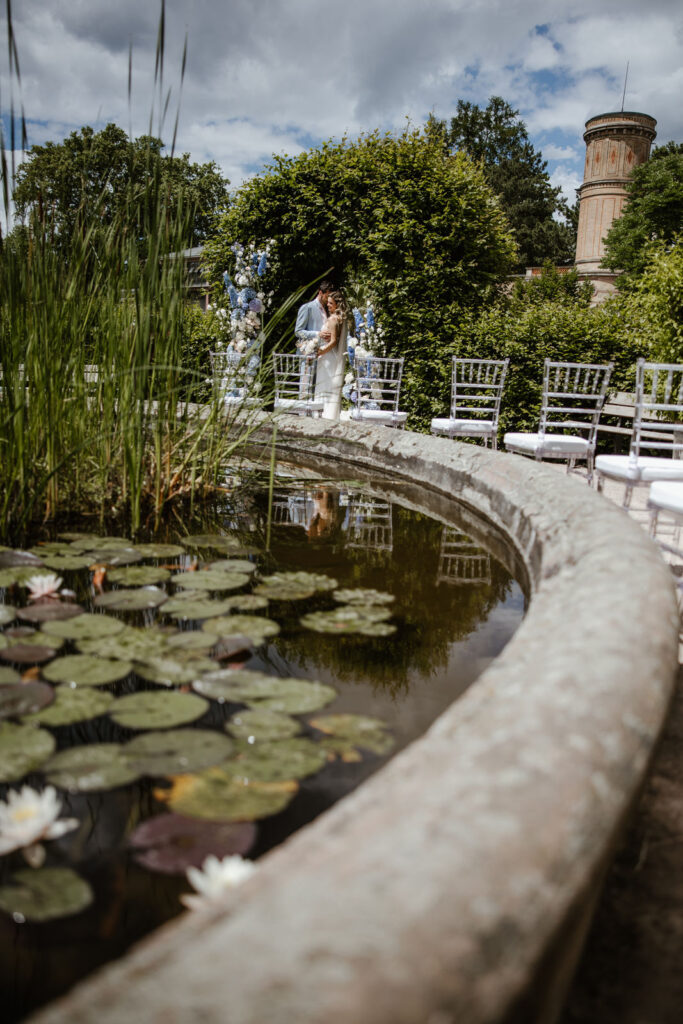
[437,527,491,586]
[210,350,260,408]
[273,353,324,417]
[504,360,613,484]
[648,481,683,565]
[596,360,683,507]
[270,490,314,527]
[345,495,393,553]
[431,358,509,450]
[350,356,407,428]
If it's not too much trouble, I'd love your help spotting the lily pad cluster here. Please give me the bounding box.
[0,525,400,925]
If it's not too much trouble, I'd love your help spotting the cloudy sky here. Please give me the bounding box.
[2,0,682,212]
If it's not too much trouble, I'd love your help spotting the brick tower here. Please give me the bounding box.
[574,111,657,295]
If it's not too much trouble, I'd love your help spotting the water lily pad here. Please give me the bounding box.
[226,708,301,741]
[108,566,172,586]
[300,605,392,634]
[253,582,314,601]
[128,814,256,874]
[0,666,20,685]
[166,631,217,653]
[212,636,253,660]
[45,743,139,791]
[156,770,298,822]
[0,722,56,781]
[76,626,172,662]
[0,868,93,922]
[207,559,256,575]
[220,737,327,783]
[202,615,280,644]
[0,550,44,569]
[172,570,247,592]
[162,594,236,619]
[0,606,16,626]
[124,729,234,776]
[0,643,56,665]
[356,621,397,637]
[226,594,269,613]
[194,671,336,713]
[95,548,144,567]
[58,531,101,543]
[0,635,7,651]
[181,534,247,552]
[134,543,186,559]
[109,691,208,730]
[333,588,395,605]
[94,587,167,611]
[0,682,54,720]
[28,542,67,557]
[43,654,132,687]
[41,613,126,642]
[69,535,133,552]
[309,714,396,758]
[16,602,84,623]
[42,554,95,572]
[134,656,209,687]
[258,571,337,593]
[26,687,115,726]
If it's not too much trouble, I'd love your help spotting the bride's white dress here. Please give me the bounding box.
[315,320,347,420]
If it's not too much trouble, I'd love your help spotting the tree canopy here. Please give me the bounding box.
[10,123,229,256]
[602,143,683,283]
[427,97,576,269]
[202,125,517,422]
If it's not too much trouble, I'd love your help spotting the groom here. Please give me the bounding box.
[295,280,332,353]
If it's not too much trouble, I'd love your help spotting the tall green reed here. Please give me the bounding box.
[0,1,290,543]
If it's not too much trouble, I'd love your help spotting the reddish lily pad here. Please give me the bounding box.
[16,602,84,623]
[0,644,56,665]
[0,682,54,720]
[0,550,44,569]
[128,814,257,874]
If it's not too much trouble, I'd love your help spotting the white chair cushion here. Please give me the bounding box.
[351,409,407,425]
[431,418,494,436]
[649,480,683,515]
[504,432,590,456]
[595,455,683,483]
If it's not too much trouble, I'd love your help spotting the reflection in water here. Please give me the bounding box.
[0,479,526,1023]
[437,527,492,587]
[344,494,393,554]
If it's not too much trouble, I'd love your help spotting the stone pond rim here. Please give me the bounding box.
[30,418,679,1024]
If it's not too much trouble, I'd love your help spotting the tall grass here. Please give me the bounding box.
[0,2,282,542]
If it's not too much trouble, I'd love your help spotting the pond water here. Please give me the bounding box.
[0,475,526,1021]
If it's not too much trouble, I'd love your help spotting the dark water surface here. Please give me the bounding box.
[0,478,526,1021]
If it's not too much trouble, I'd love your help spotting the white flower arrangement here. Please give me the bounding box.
[181,854,256,911]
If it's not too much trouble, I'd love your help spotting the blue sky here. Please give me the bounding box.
[1,0,681,216]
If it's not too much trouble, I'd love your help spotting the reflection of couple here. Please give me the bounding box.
[295,281,347,420]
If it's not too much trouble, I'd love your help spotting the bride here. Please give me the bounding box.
[315,291,347,420]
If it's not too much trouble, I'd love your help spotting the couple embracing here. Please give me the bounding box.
[295,280,347,420]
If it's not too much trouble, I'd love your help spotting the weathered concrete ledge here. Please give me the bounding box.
[32,420,680,1024]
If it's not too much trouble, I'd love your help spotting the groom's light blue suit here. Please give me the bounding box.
[295,297,327,349]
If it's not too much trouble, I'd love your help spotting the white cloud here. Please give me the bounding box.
[1,0,680,212]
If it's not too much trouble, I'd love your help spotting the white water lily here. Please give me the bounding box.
[26,573,64,601]
[0,785,79,857]
[181,854,256,911]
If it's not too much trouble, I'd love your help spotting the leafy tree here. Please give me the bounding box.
[602,144,683,283]
[509,261,594,306]
[11,123,229,257]
[629,239,683,361]
[427,97,576,269]
[203,126,517,423]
